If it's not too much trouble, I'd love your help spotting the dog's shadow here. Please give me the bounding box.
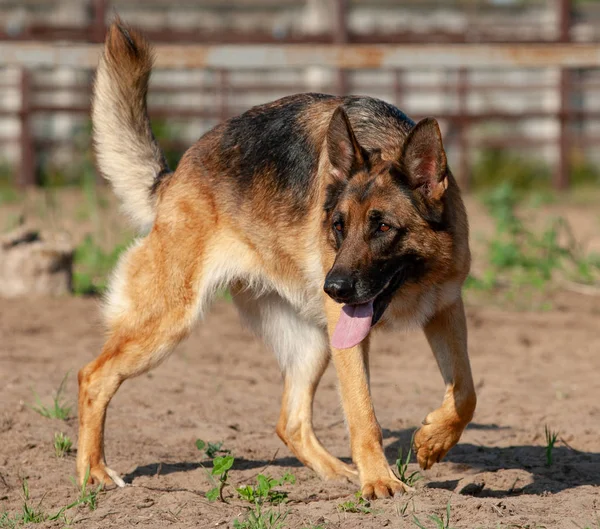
[123,455,306,484]
[383,423,600,497]
[124,423,600,497]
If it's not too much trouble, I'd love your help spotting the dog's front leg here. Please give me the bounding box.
[414,296,476,469]
[325,298,408,499]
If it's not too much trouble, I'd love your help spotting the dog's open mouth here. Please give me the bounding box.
[330,261,416,350]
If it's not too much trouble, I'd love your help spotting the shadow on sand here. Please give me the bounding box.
[124,422,600,497]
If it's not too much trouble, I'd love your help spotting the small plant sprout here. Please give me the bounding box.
[205,455,235,502]
[53,432,73,458]
[337,492,372,514]
[395,442,422,488]
[19,479,47,524]
[545,425,559,466]
[232,503,288,529]
[71,465,103,511]
[412,501,454,529]
[30,372,72,420]
[196,439,231,459]
[236,473,296,505]
[48,467,104,523]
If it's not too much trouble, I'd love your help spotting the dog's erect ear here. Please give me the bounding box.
[399,118,448,201]
[327,106,366,179]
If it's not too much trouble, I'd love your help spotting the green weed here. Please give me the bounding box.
[545,425,559,466]
[1,468,103,527]
[237,473,295,505]
[29,372,72,420]
[337,492,372,514]
[70,467,102,512]
[49,466,103,523]
[53,432,73,458]
[0,479,47,527]
[72,235,128,295]
[412,501,454,529]
[395,442,422,487]
[196,439,230,459]
[233,504,288,529]
[472,149,551,191]
[205,455,235,502]
[467,182,600,300]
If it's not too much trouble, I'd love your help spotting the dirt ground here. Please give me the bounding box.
[1,194,600,529]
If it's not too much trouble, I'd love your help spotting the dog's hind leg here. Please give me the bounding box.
[233,290,357,482]
[77,215,210,487]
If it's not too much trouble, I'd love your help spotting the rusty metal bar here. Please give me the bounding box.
[92,0,107,43]
[334,0,349,96]
[555,0,572,190]
[457,68,470,190]
[3,42,600,70]
[393,69,403,108]
[216,70,229,122]
[35,80,582,94]
[18,69,35,187]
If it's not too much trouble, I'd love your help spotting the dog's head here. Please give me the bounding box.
[322,106,455,348]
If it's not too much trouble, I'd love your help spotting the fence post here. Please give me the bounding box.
[333,0,349,95]
[457,68,470,190]
[216,69,229,122]
[555,0,572,190]
[18,68,35,188]
[393,69,403,109]
[92,0,107,43]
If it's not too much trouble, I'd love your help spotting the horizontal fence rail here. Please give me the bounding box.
[2,42,600,69]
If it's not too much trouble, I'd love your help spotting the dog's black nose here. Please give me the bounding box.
[324,273,356,302]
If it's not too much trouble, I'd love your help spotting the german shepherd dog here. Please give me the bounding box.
[77,20,476,499]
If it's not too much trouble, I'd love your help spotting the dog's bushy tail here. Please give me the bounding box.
[92,19,169,230]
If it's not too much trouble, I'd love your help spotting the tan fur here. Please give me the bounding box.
[78,20,476,500]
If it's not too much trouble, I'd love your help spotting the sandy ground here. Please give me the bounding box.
[1,192,600,528]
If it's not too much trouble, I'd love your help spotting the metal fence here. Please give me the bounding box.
[0,0,599,190]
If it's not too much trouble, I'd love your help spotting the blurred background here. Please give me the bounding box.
[0,0,599,298]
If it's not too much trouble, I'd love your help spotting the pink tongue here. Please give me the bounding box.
[331,301,374,350]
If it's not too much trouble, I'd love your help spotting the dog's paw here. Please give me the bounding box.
[79,464,126,488]
[360,472,410,500]
[413,420,462,470]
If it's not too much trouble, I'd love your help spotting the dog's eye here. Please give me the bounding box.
[377,223,390,233]
[333,221,343,232]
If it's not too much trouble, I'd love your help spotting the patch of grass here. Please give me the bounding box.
[29,372,72,420]
[412,502,454,529]
[196,439,230,459]
[237,473,296,505]
[71,467,102,512]
[72,235,128,295]
[467,182,600,301]
[0,479,48,527]
[53,432,72,458]
[233,504,288,529]
[1,469,103,527]
[205,455,235,502]
[337,492,372,514]
[545,425,559,466]
[472,149,552,191]
[395,442,422,487]
[50,466,103,522]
